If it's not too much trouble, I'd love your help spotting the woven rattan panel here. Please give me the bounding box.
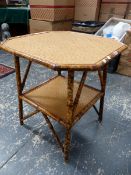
[24,76,100,124]
[0,31,126,69]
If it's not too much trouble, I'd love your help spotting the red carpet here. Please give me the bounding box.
[0,64,15,79]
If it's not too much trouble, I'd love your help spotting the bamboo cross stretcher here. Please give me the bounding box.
[0,31,127,161]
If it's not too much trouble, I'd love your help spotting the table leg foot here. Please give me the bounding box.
[64,129,71,162]
[20,121,24,125]
[19,98,24,125]
[98,96,104,123]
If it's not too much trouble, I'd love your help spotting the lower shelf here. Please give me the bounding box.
[22,76,103,126]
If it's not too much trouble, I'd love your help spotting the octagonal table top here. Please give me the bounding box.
[0,31,127,70]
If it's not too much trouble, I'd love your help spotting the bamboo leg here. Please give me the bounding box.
[93,105,100,117]
[64,70,74,162]
[64,129,71,162]
[14,56,24,125]
[73,71,87,116]
[21,61,32,91]
[98,65,107,122]
[99,97,104,122]
[42,113,64,152]
[23,110,39,121]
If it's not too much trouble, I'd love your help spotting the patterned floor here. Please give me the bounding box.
[0,51,131,175]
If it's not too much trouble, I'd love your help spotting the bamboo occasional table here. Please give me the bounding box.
[0,32,127,161]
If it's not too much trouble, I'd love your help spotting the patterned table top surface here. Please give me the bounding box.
[0,31,127,70]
